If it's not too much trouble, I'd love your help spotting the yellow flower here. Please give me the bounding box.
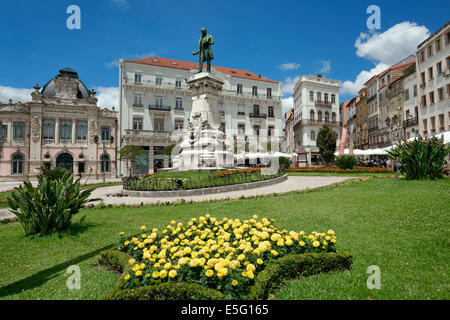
[327,229,335,236]
[299,241,305,247]
[119,232,124,236]
[128,258,136,265]
[169,270,177,278]
[271,250,278,256]
[140,226,146,231]
[256,258,263,265]
[246,264,256,272]
[141,234,147,239]
[205,269,214,277]
[159,270,168,279]
[135,270,142,276]
[313,240,320,247]
[232,280,238,286]
[152,271,160,279]
[124,241,129,246]
[124,274,130,280]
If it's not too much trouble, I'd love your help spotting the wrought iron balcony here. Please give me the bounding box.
[249,113,267,119]
[300,119,340,127]
[315,101,332,107]
[402,117,418,127]
[132,104,144,108]
[148,105,171,111]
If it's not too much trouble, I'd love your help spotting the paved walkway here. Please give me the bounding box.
[90,175,353,205]
[0,176,354,221]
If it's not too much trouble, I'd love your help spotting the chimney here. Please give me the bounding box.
[258,74,261,79]
[317,74,322,78]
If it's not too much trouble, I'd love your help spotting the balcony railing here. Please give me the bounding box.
[148,105,171,111]
[315,101,333,107]
[402,117,418,127]
[368,126,379,133]
[300,119,340,127]
[249,113,267,119]
[227,90,281,101]
[367,94,377,103]
[133,104,144,108]
[219,110,225,116]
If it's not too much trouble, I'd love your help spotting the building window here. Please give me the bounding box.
[133,94,143,107]
[266,88,272,99]
[175,80,182,88]
[174,120,184,131]
[436,38,441,52]
[332,112,337,123]
[60,120,72,140]
[439,114,445,130]
[156,77,163,86]
[420,51,425,62]
[237,84,243,95]
[154,118,164,131]
[253,125,260,136]
[13,122,25,139]
[238,124,245,135]
[134,73,142,84]
[428,67,433,80]
[317,111,322,122]
[78,162,85,174]
[413,84,417,97]
[268,126,274,137]
[310,110,315,121]
[310,130,316,141]
[76,121,88,140]
[11,154,24,175]
[133,117,143,130]
[100,154,110,173]
[43,119,55,139]
[252,86,258,97]
[420,72,426,84]
[156,96,163,108]
[428,45,433,58]
[238,104,245,115]
[268,106,274,117]
[1,124,7,139]
[437,61,443,75]
[309,91,314,101]
[324,93,329,103]
[253,105,259,115]
[421,95,427,107]
[101,126,110,141]
[404,89,409,101]
[429,91,435,104]
[325,111,329,122]
[317,92,322,102]
[438,87,444,101]
[175,98,183,110]
[331,94,336,103]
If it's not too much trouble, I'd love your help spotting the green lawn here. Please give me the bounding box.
[0,177,449,300]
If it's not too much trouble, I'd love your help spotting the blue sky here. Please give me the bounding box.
[0,0,448,112]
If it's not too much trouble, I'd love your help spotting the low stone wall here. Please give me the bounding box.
[122,174,288,198]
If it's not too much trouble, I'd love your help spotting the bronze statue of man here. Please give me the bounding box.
[193,28,214,73]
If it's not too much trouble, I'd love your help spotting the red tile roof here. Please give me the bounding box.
[126,57,278,84]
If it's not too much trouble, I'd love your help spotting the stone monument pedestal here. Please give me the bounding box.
[176,72,234,170]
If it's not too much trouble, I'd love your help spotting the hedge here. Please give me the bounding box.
[99,249,352,300]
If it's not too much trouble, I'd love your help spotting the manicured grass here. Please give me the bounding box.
[0,177,449,300]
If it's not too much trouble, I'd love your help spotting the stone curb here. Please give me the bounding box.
[122,174,288,198]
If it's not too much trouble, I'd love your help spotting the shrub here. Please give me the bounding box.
[387,136,449,180]
[40,167,69,181]
[286,167,393,174]
[7,171,98,235]
[278,157,292,169]
[114,214,339,299]
[335,155,358,170]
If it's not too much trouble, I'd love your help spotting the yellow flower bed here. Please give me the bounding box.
[118,214,337,298]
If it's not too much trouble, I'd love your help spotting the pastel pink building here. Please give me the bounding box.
[0,68,118,181]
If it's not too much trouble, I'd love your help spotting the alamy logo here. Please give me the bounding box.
[366,265,381,289]
[366,5,381,30]
[66,265,81,290]
[66,5,81,30]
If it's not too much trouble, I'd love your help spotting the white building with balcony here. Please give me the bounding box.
[416,21,450,136]
[291,75,340,166]
[119,57,282,175]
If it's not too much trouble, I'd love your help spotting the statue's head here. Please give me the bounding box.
[201,27,207,35]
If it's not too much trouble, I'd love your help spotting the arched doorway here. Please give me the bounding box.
[56,153,73,171]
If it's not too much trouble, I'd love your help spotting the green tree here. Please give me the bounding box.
[316,125,338,165]
[119,145,145,177]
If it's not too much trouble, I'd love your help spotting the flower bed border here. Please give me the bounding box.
[99,248,352,300]
[121,174,288,198]
[286,166,394,174]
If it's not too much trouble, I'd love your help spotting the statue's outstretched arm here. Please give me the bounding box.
[209,36,215,45]
[193,49,199,55]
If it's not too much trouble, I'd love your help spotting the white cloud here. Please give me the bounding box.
[317,60,331,74]
[282,96,293,115]
[355,22,429,66]
[0,85,33,103]
[95,86,119,109]
[112,0,129,8]
[279,62,300,71]
[281,76,300,95]
[342,21,430,96]
[105,52,157,69]
[341,63,388,95]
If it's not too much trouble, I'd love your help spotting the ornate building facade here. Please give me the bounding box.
[0,68,118,181]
